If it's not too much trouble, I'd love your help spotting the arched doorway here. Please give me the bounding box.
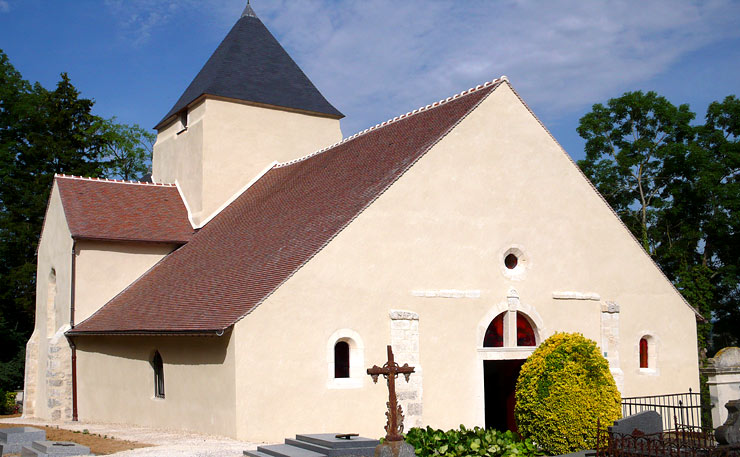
[482,311,536,431]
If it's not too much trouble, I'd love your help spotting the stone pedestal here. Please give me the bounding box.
[701,347,740,429]
[374,441,415,457]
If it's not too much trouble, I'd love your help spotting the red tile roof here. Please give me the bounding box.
[56,176,193,244]
[69,81,501,335]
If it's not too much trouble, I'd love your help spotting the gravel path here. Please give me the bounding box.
[0,416,268,456]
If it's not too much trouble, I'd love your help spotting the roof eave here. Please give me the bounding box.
[66,328,231,337]
[71,235,191,245]
[154,93,344,131]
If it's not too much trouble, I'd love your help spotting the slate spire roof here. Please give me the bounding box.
[155,3,343,129]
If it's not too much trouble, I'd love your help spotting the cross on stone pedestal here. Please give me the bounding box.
[367,345,415,441]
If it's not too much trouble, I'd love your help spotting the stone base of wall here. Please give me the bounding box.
[23,330,40,417]
[45,325,73,421]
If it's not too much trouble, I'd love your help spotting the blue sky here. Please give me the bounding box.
[1,0,739,162]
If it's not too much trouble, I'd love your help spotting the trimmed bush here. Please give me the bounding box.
[515,332,621,454]
[405,425,542,457]
[1,390,17,415]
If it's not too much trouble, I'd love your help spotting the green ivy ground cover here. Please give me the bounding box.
[405,425,543,457]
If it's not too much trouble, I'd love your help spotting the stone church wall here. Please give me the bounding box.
[232,82,699,442]
[24,185,74,420]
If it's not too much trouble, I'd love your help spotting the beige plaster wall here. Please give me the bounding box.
[74,241,177,324]
[233,83,699,441]
[152,100,206,217]
[25,184,74,420]
[74,333,236,437]
[152,98,343,226]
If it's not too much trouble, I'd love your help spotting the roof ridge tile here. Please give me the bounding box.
[275,76,505,169]
[55,173,176,187]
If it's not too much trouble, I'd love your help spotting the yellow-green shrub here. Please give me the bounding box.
[514,333,621,455]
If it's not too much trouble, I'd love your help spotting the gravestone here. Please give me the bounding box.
[608,411,663,436]
[0,426,46,454]
[716,399,740,446]
[701,347,740,429]
[21,440,90,457]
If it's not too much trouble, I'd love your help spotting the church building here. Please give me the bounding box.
[24,3,701,442]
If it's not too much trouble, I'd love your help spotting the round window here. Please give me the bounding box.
[504,253,518,269]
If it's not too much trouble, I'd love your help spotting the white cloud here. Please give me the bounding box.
[106,0,740,135]
[104,0,201,46]
[253,0,740,135]
[0,0,10,13]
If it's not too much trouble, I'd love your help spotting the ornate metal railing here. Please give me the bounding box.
[621,390,703,430]
[595,422,739,457]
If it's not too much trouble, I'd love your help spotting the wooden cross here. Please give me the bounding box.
[367,345,415,441]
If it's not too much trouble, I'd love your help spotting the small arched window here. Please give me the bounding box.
[639,337,649,368]
[334,341,350,378]
[153,351,165,398]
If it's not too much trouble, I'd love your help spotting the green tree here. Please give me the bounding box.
[98,119,155,181]
[577,91,695,253]
[578,91,739,351]
[0,49,153,391]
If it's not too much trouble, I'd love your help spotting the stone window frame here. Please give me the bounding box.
[499,245,530,281]
[636,332,659,376]
[326,329,364,389]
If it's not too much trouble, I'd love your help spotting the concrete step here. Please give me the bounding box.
[285,438,334,455]
[257,443,328,457]
[21,444,47,457]
[286,438,376,457]
[245,450,274,457]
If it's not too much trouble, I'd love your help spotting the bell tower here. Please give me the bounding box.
[152,2,344,226]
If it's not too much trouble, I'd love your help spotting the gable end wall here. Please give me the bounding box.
[232,83,699,441]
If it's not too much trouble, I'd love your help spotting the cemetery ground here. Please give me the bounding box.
[0,415,262,456]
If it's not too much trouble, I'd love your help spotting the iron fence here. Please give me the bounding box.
[595,425,739,457]
[621,389,703,430]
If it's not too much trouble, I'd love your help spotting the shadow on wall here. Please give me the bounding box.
[73,330,232,365]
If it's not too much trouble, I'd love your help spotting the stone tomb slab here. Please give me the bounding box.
[0,426,46,454]
[246,434,379,457]
[293,434,378,454]
[21,440,90,457]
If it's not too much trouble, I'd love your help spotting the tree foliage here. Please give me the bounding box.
[0,49,153,391]
[578,91,739,351]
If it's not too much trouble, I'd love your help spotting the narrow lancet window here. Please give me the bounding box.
[153,351,165,398]
[334,341,350,378]
[639,338,649,368]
